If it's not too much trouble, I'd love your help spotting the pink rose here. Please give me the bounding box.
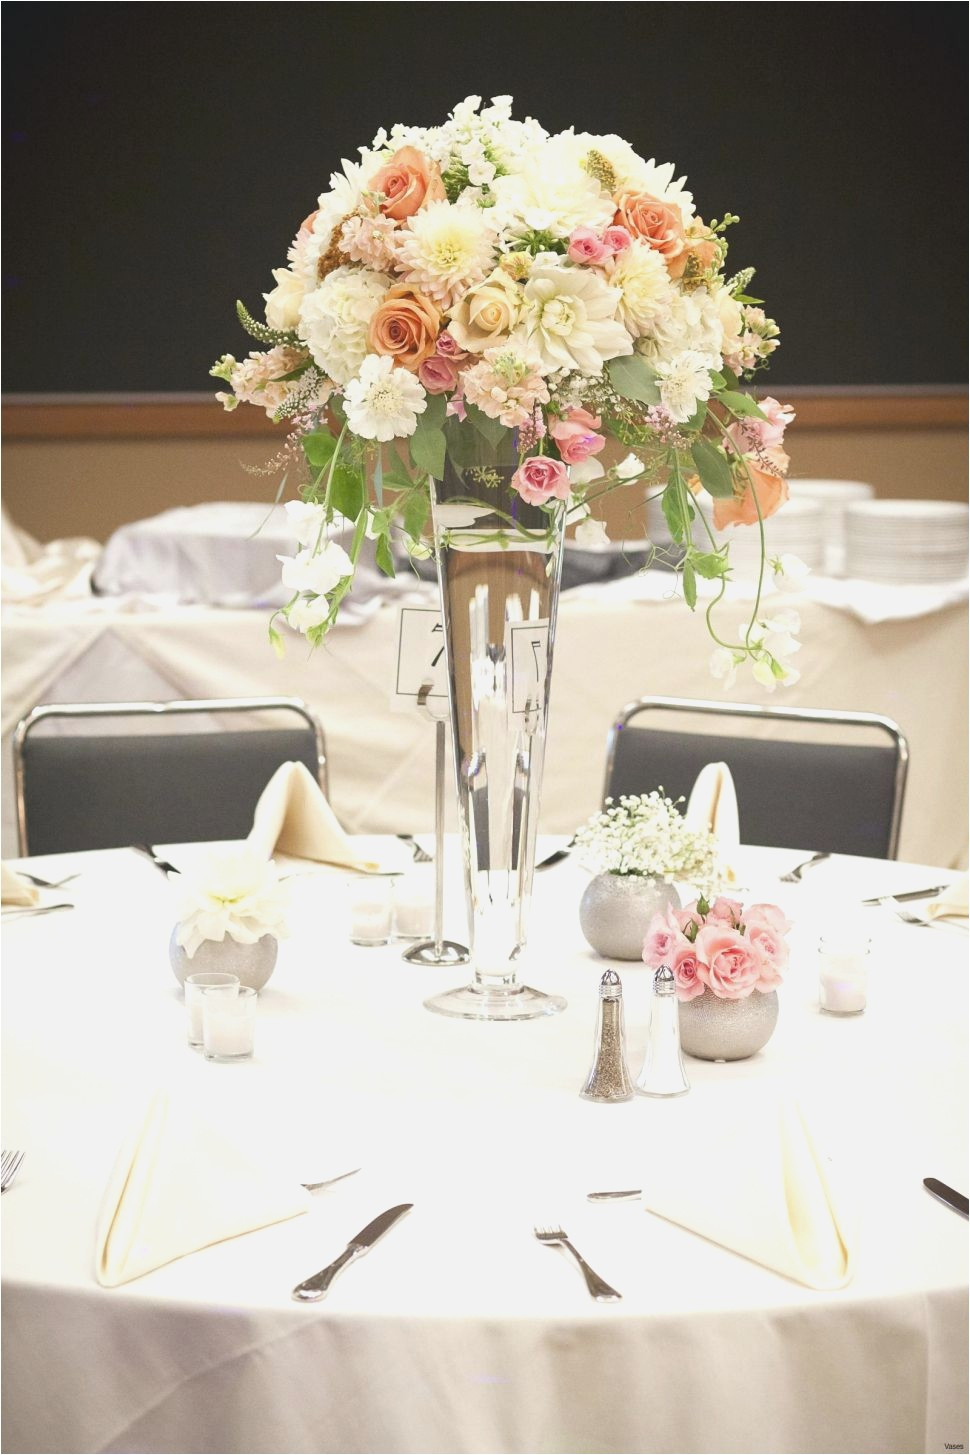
[613,191,687,274]
[511,456,571,507]
[566,227,611,266]
[642,911,682,969]
[602,225,632,255]
[746,923,788,990]
[727,397,794,456]
[671,942,706,1002]
[548,408,606,465]
[706,896,743,927]
[694,924,762,1000]
[435,330,469,361]
[418,354,460,395]
[744,903,792,936]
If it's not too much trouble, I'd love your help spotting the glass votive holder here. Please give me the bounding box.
[393,869,434,940]
[185,972,239,1048]
[347,875,394,946]
[818,934,871,1015]
[202,984,257,1062]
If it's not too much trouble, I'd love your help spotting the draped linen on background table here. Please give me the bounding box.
[2,842,966,1454]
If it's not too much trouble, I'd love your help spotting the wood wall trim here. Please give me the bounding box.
[1,390,966,441]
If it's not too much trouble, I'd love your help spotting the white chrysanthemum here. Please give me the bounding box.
[637,288,723,372]
[654,348,713,423]
[344,353,428,441]
[605,240,676,337]
[393,200,497,309]
[298,267,391,385]
[510,261,632,376]
[491,153,614,241]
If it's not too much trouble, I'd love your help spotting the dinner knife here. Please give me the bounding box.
[132,843,181,876]
[861,885,947,906]
[291,1203,413,1302]
[923,1178,969,1217]
[587,1189,642,1201]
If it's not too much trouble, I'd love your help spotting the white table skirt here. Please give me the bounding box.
[2,842,967,1454]
[2,592,968,868]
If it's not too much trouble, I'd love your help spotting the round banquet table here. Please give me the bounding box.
[2,841,967,1455]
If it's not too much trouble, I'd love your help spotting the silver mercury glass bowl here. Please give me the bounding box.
[678,989,779,1061]
[579,873,681,961]
[169,929,278,993]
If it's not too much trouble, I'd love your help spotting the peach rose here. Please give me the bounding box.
[668,220,720,282]
[370,146,446,222]
[613,191,687,274]
[712,452,790,531]
[694,924,762,1000]
[447,269,521,353]
[368,285,441,372]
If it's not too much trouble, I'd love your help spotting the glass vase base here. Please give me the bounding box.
[402,939,470,967]
[423,982,567,1022]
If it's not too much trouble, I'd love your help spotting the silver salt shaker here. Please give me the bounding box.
[580,969,635,1103]
[635,965,690,1097]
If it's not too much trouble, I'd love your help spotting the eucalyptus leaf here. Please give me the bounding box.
[690,439,735,499]
[606,354,661,405]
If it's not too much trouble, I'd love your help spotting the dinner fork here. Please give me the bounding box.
[534,1225,622,1301]
[780,851,831,883]
[301,1168,361,1192]
[1,1150,25,1192]
[396,834,432,864]
[19,872,80,890]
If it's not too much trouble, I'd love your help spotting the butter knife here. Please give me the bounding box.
[587,1189,642,1201]
[861,885,947,906]
[923,1178,969,1217]
[291,1202,413,1302]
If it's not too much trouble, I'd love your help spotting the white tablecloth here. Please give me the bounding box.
[2,591,967,868]
[2,842,967,1454]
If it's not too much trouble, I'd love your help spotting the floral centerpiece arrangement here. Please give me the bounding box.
[169,847,290,993]
[643,895,790,1001]
[213,95,799,689]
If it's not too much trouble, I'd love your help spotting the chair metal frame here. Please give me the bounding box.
[13,696,328,857]
[603,694,909,859]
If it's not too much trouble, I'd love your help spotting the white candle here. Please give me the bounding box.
[818,938,870,1015]
[394,875,434,939]
[202,987,256,1060]
[347,877,393,945]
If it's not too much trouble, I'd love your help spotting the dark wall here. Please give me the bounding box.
[3,1,965,393]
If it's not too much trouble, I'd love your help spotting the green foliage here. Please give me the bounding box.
[330,464,364,523]
[235,299,298,348]
[374,532,396,578]
[465,404,507,449]
[302,432,337,469]
[689,549,731,580]
[661,481,693,543]
[607,354,661,405]
[401,489,430,542]
[682,560,697,609]
[718,390,767,421]
[690,439,735,499]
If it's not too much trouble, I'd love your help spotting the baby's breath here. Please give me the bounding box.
[574,792,718,889]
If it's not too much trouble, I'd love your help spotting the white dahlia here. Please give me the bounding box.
[511,261,632,376]
[298,267,391,385]
[605,241,676,337]
[393,200,497,309]
[343,353,428,441]
[637,287,724,372]
[654,349,713,424]
[491,153,614,241]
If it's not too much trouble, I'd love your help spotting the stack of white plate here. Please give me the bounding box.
[786,478,875,575]
[844,500,969,583]
[718,497,826,581]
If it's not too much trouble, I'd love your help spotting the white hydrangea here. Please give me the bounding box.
[511,261,632,375]
[298,267,391,385]
[605,240,676,336]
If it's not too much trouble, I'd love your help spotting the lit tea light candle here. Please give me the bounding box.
[394,871,434,940]
[203,985,257,1061]
[818,935,870,1015]
[347,877,393,946]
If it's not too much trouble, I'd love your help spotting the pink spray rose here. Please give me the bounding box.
[435,330,469,361]
[694,924,762,1000]
[418,354,460,395]
[602,225,633,255]
[671,942,706,1001]
[548,408,606,465]
[642,910,681,968]
[706,896,744,926]
[511,456,571,507]
[566,227,611,266]
[744,903,792,936]
[745,922,788,990]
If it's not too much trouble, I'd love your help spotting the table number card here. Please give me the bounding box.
[507,619,550,722]
[392,607,449,715]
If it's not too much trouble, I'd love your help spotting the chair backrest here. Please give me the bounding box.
[604,696,908,860]
[14,697,328,856]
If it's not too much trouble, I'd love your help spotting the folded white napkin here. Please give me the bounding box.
[248,761,379,871]
[684,762,740,880]
[642,1087,853,1289]
[926,874,969,920]
[96,1092,310,1287]
[1,863,40,907]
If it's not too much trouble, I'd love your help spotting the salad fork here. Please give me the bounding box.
[19,872,80,890]
[301,1168,361,1192]
[396,834,432,864]
[780,852,830,883]
[534,1225,622,1301]
[1,1150,25,1192]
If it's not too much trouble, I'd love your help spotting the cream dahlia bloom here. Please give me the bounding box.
[393,200,497,309]
[637,287,724,372]
[654,349,713,424]
[343,353,428,441]
[605,240,676,336]
[491,153,614,241]
[511,261,632,376]
[298,267,391,385]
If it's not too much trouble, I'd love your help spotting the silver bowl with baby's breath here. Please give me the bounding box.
[574,792,718,962]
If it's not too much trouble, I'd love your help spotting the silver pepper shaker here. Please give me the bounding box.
[580,969,634,1103]
[635,965,690,1097]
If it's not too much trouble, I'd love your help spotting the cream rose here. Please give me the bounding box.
[447,269,522,353]
[263,268,306,331]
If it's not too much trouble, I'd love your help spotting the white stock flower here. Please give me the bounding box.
[605,241,676,337]
[298,267,391,385]
[575,517,610,548]
[654,349,713,423]
[175,847,290,958]
[773,554,811,592]
[285,594,332,634]
[393,200,497,309]
[511,261,632,375]
[278,539,353,596]
[343,352,428,441]
[263,267,306,331]
[614,452,644,480]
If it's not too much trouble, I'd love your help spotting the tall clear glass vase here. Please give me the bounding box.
[424,432,567,1021]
